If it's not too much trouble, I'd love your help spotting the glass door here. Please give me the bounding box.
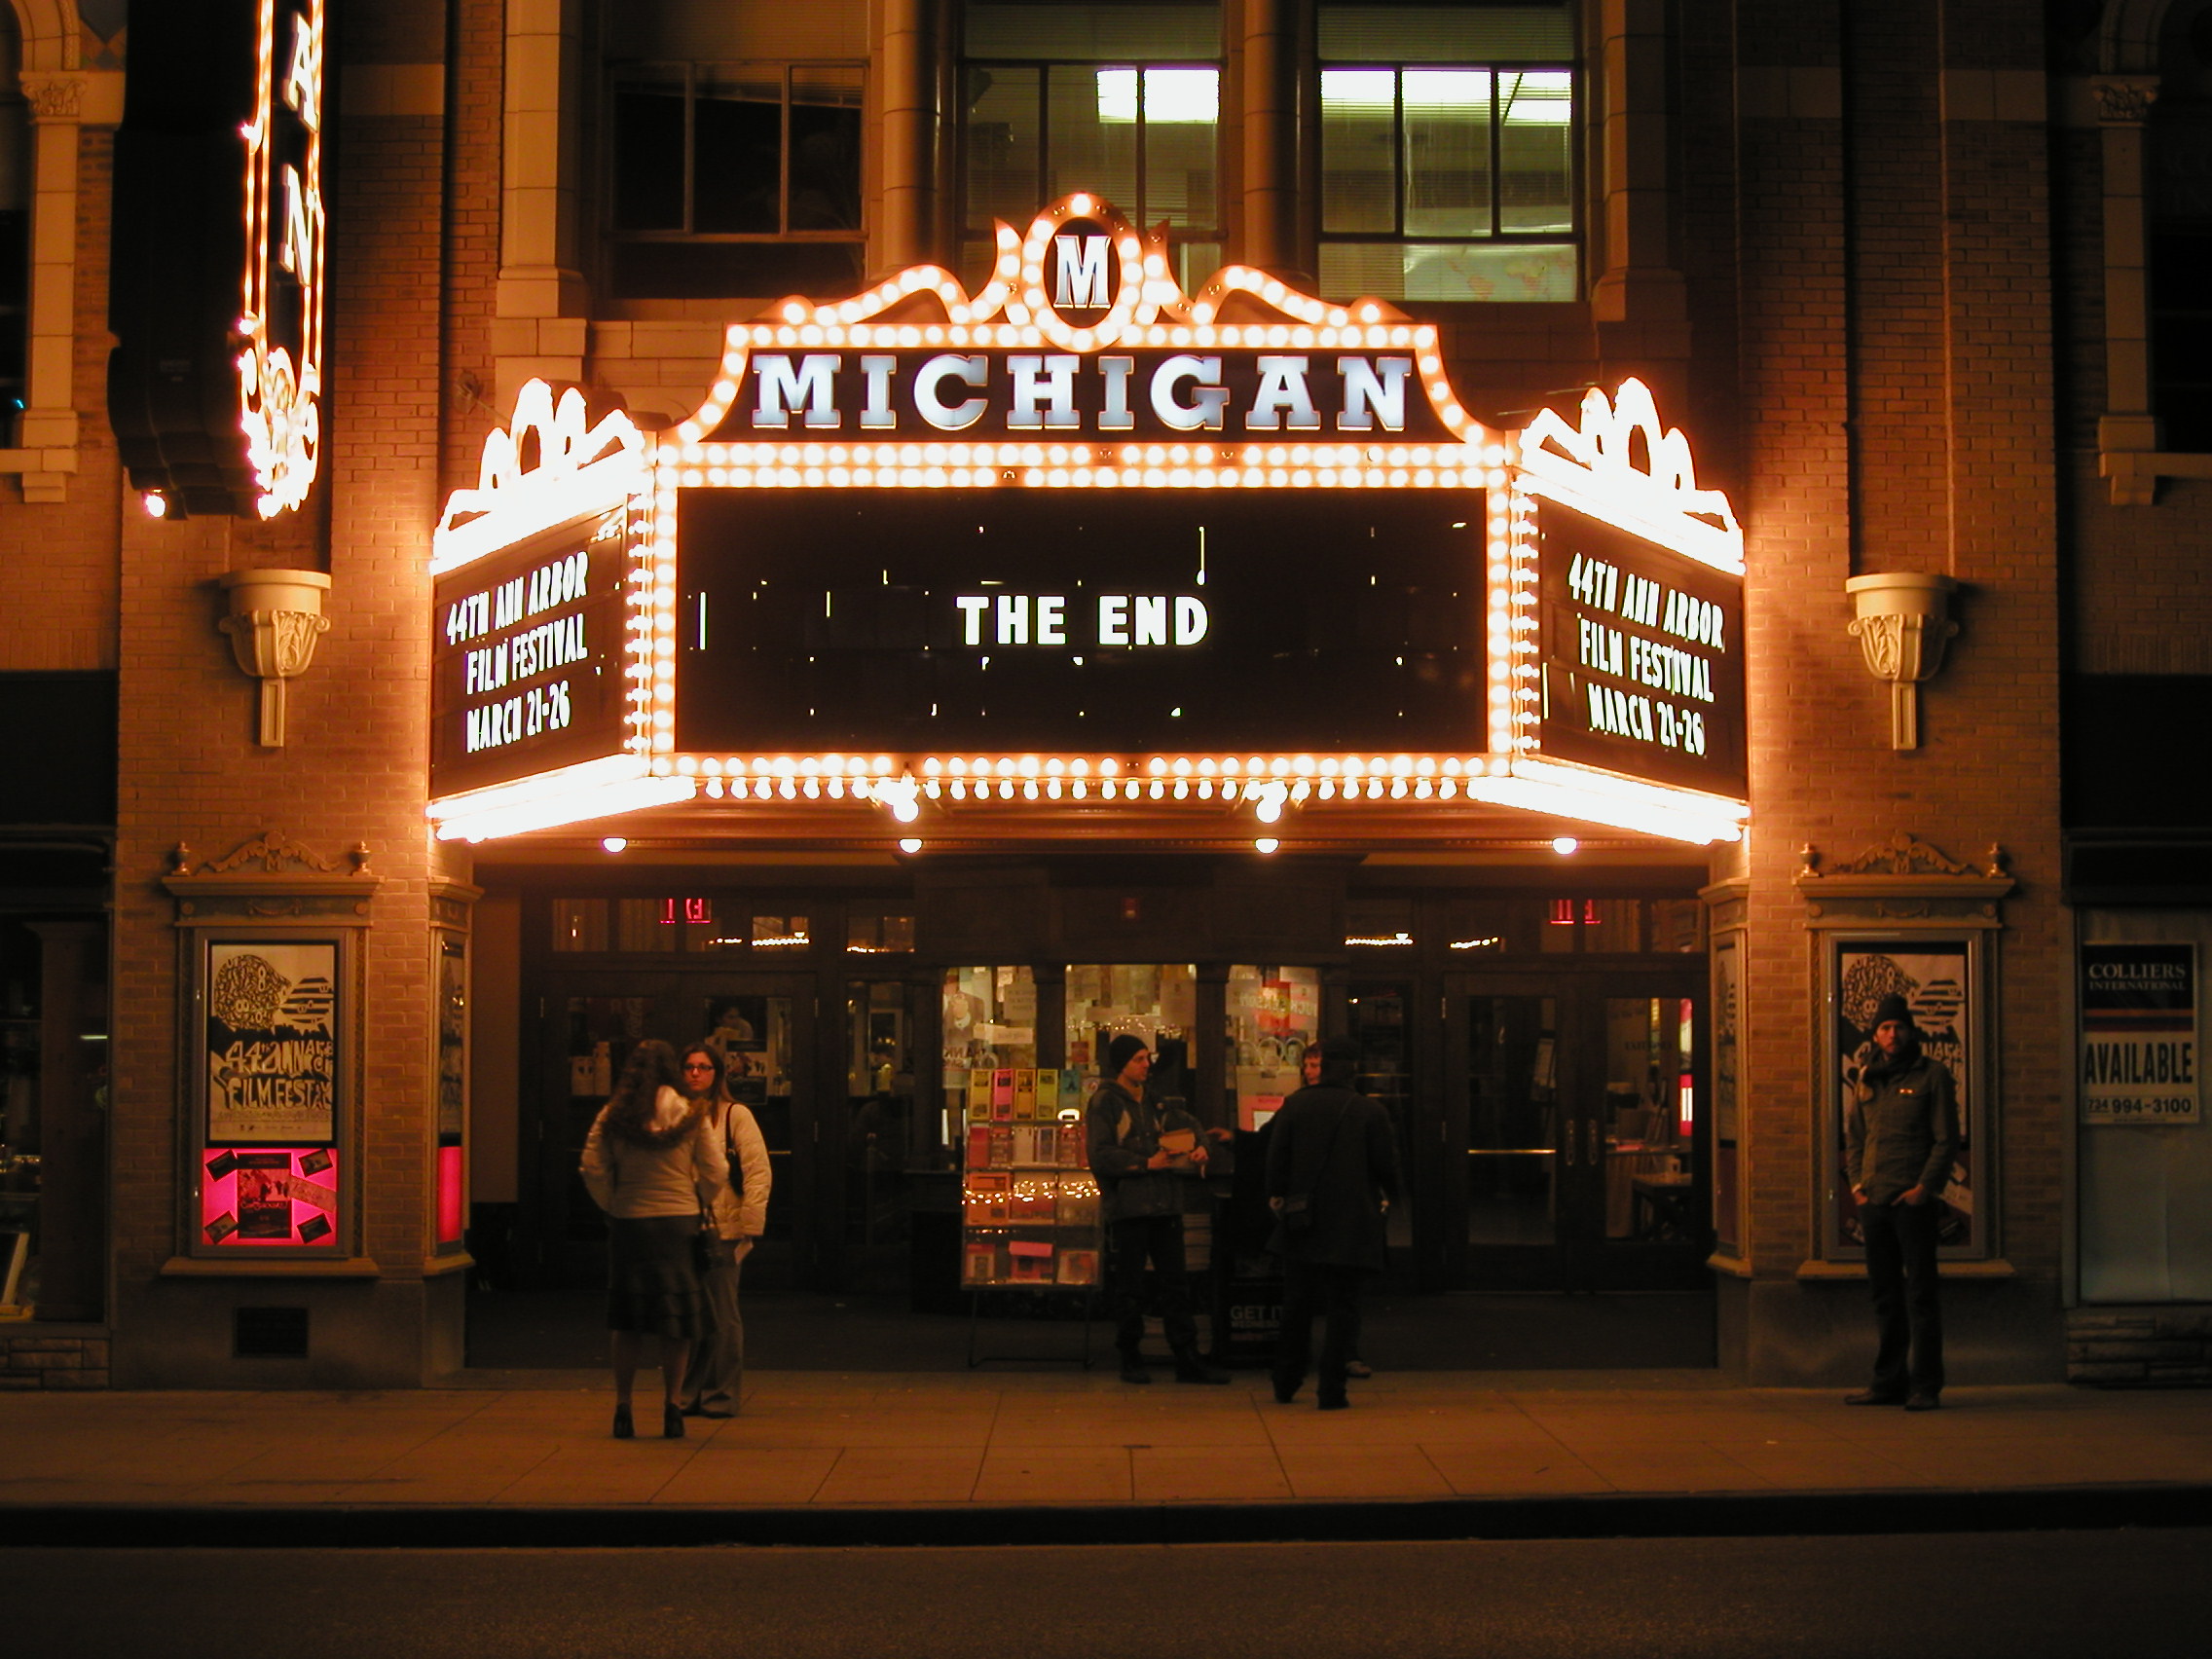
[696,979,812,1290]
[535,973,813,1290]
[841,977,936,1295]
[1450,975,1707,1291]
[1576,987,1706,1289]
[1458,986,1566,1289]
[538,977,677,1288]
[1350,980,1418,1266]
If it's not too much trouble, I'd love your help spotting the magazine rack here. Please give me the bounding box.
[958,1066,1104,1368]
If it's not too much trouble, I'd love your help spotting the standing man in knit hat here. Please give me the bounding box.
[1267,1036,1400,1410]
[1843,992,1961,1411]
[1086,1033,1229,1384]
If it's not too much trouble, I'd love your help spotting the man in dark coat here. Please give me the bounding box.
[1844,993,1961,1411]
[1086,1033,1229,1385]
[1266,1036,1401,1409]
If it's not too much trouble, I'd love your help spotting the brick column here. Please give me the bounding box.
[107,1,467,1387]
[1722,0,2064,1384]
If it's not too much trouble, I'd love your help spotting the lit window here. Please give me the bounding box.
[1316,2,1577,302]
[847,913,916,954]
[960,3,1222,290]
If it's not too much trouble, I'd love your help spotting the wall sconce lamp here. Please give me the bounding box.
[1845,572,1958,751]
[217,569,332,748]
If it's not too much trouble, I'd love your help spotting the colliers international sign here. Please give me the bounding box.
[426,197,1750,847]
[2081,943,2199,1124]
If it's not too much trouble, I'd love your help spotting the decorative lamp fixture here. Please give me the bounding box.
[218,569,331,747]
[1845,573,1958,751]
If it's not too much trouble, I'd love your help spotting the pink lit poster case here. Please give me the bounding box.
[201,1146,338,1247]
[436,1144,465,1244]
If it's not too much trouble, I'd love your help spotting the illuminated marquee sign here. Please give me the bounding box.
[677,491,1484,753]
[1534,498,1747,797]
[425,383,674,833]
[1511,380,1748,807]
[699,215,1449,443]
[429,510,630,797]
[428,197,1750,847]
[109,0,326,519]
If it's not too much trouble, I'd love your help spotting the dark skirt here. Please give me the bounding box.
[606,1214,707,1339]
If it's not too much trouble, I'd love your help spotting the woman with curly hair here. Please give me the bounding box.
[579,1038,728,1438]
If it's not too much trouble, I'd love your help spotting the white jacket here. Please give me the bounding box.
[707,1098,773,1240]
[579,1086,728,1219]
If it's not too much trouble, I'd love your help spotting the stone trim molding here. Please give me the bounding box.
[2090,74,2157,125]
[0,1330,109,1389]
[164,832,381,910]
[2069,1305,2212,1386]
[1795,834,2014,923]
[1794,1259,2016,1280]
[2086,65,2212,502]
[157,1256,383,1278]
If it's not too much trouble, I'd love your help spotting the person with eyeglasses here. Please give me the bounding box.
[675,1044,772,1418]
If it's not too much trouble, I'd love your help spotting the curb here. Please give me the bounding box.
[5,1484,2209,1550]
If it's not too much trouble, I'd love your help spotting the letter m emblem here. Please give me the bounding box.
[1053,235,1111,308]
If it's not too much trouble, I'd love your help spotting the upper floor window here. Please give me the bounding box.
[604,4,866,301]
[961,2,1222,289]
[2151,2,2212,452]
[1317,2,1576,302]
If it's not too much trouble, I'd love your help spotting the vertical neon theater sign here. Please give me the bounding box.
[110,0,325,519]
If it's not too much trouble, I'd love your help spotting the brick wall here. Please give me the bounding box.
[1736,0,1855,1278]
[1727,1,2065,1366]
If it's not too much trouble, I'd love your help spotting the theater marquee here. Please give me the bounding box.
[427,197,1749,847]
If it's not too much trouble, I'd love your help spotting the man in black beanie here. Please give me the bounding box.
[1843,992,1960,1410]
[1085,1033,1228,1384]
[1267,1036,1400,1409]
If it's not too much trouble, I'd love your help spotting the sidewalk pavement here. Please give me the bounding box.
[3,1369,2208,1547]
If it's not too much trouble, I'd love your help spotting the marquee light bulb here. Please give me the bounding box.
[874,778,922,823]
[1254,837,1279,855]
[898,837,922,855]
[1552,836,1579,856]
[602,836,628,853]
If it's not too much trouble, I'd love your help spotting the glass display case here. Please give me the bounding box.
[943,967,1101,1291]
[1062,962,1196,1096]
[1227,964,1320,1129]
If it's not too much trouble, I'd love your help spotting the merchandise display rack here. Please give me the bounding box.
[957,1065,1103,1368]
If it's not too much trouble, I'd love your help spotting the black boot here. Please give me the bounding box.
[1172,1346,1230,1384]
[1118,1349,1153,1384]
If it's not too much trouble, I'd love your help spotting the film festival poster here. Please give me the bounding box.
[206,941,338,1144]
[1835,942,1973,1250]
